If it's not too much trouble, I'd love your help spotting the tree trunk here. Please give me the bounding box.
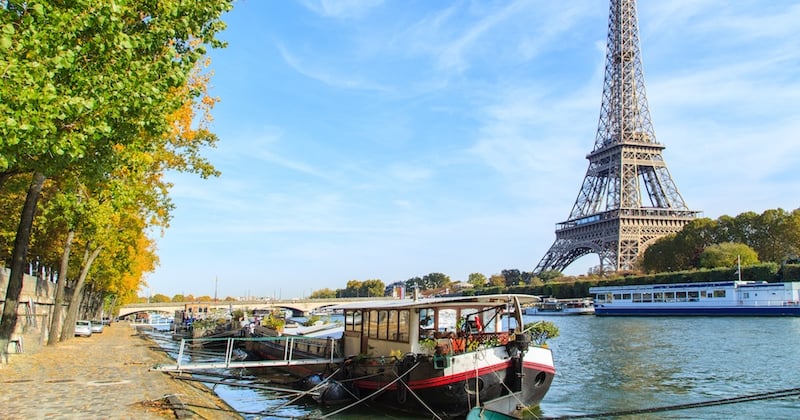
[60,244,102,341]
[48,230,74,346]
[0,172,45,362]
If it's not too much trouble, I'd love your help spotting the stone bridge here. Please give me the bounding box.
[118,297,392,318]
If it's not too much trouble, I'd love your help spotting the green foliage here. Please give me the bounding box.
[0,0,233,342]
[262,314,285,331]
[524,321,559,346]
[150,293,170,303]
[303,315,321,326]
[467,272,487,287]
[337,279,386,297]
[699,242,759,269]
[405,273,451,291]
[642,208,800,273]
[310,288,337,299]
[781,264,800,281]
[538,270,564,282]
[501,269,524,286]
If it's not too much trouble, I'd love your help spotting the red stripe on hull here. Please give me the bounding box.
[523,360,556,375]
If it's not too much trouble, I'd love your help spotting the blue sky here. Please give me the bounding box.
[144,0,800,299]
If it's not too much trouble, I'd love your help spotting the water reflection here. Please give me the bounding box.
[541,316,800,419]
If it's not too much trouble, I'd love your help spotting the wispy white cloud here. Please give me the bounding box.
[276,43,392,92]
[298,0,384,19]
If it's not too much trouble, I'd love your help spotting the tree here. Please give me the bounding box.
[150,294,171,303]
[699,243,759,269]
[641,209,800,273]
[362,279,385,297]
[467,272,487,288]
[422,272,450,290]
[405,277,423,292]
[310,288,337,299]
[489,274,505,287]
[0,1,232,353]
[537,270,564,282]
[641,218,719,272]
[501,269,523,287]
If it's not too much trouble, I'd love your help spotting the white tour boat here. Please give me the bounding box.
[591,280,800,316]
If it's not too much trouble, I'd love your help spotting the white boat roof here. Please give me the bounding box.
[328,294,540,311]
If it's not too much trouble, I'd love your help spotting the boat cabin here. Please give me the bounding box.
[334,294,538,358]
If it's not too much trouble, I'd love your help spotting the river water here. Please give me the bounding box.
[151,315,800,419]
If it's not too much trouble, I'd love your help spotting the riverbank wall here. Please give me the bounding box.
[0,267,65,355]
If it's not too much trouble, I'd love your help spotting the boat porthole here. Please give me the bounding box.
[464,378,484,395]
[534,372,547,387]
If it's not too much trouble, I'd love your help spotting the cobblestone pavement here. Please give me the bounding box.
[0,321,242,420]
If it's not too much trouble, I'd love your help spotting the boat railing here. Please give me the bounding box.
[154,335,344,372]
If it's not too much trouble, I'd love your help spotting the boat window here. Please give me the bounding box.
[622,293,631,300]
[397,310,409,342]
[676,291,687,301]
[345,310,362,332]
[368,310,379,338]
[642,293,653,303]
[688,291,700,302]
[654,292,664,302]
[438,309,458,332]
[664,292,675,301]
[378,310,389,340]
[633,293,642,303]
[713,290,726,298]
[743,292,750,299]
[613,294,622,300]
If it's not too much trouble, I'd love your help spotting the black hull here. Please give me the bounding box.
[334,365,552,418]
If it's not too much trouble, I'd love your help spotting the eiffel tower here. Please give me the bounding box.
[534,0,699,275]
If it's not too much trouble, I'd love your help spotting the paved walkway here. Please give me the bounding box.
[0,321,242,419]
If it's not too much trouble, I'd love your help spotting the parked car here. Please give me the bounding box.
[75,320,92,337]
[90,320,104,333]
[101,317,112,326]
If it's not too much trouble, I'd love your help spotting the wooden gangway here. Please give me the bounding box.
[152,335,344,372]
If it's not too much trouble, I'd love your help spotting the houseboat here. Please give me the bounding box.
[591,280,800,316]
[524,297,595,315]
[245,294,555,418]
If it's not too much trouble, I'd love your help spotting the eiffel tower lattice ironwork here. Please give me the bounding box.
[534,0,699,275]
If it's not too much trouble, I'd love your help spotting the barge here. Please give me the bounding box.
[245,294,555,418]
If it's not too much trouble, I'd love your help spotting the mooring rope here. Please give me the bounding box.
[316,361,422,419]
[393,367,443,420]
[268,367,342,412]
[545,387,800,419]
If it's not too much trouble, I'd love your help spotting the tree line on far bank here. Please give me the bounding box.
[308,208,800,299]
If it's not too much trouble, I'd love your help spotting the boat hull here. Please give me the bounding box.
[330,345,554,418]
[595,305,800,316]
[247,336,554,418]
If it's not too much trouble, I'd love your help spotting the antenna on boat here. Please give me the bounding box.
[736,255,742,282]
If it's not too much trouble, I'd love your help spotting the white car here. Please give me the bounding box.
[90,320,104,333]
[75,320,93,337]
